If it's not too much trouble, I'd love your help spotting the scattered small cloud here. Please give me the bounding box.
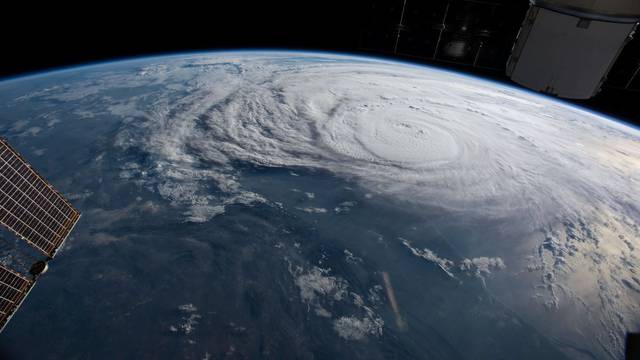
[401,238,505,284]
[287,259,385,341]
[333,314,384,340]
[334,201,357,214]
[22,127,42,137]
[10,119,29,132]
[47,118,61,127]
[67,190,94,201]
[459,257,506,278]
[344,249,363,264]
[170,303,202,336]
[296,207,327,214]
[91,232,122,245]
[293,266,348,305]
[400,238,456,278]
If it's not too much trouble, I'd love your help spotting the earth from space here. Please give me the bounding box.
[0,51,638,360]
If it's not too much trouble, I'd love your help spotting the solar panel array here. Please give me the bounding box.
[0,138,80,258]
[0,264,33,331]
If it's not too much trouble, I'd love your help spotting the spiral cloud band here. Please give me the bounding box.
[107,54,639,226]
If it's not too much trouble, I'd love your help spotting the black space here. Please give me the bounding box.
[0,2,361,76]
[1,1,638,124]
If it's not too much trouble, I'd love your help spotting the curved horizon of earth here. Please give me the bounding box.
[0,51,638,359]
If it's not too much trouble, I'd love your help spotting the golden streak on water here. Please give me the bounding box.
[382,271,408,331]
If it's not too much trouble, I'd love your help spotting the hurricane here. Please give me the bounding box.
[2,51,639,359]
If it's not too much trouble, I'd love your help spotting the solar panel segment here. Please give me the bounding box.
[0,138,80,332]
[0,264,33,331]
[0,138,80,258]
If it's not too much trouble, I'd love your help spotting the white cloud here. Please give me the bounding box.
[333,314,384,341]
[296,207,327,214]
[459,257,506,282]
[344,249,363,264]
[400,238,456,278]
[287,260,385,341]
[178,303,198,313]
[293,266,348,305]
[171,303,202,336]
[401,238,506,283]
[334,201,356,214]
